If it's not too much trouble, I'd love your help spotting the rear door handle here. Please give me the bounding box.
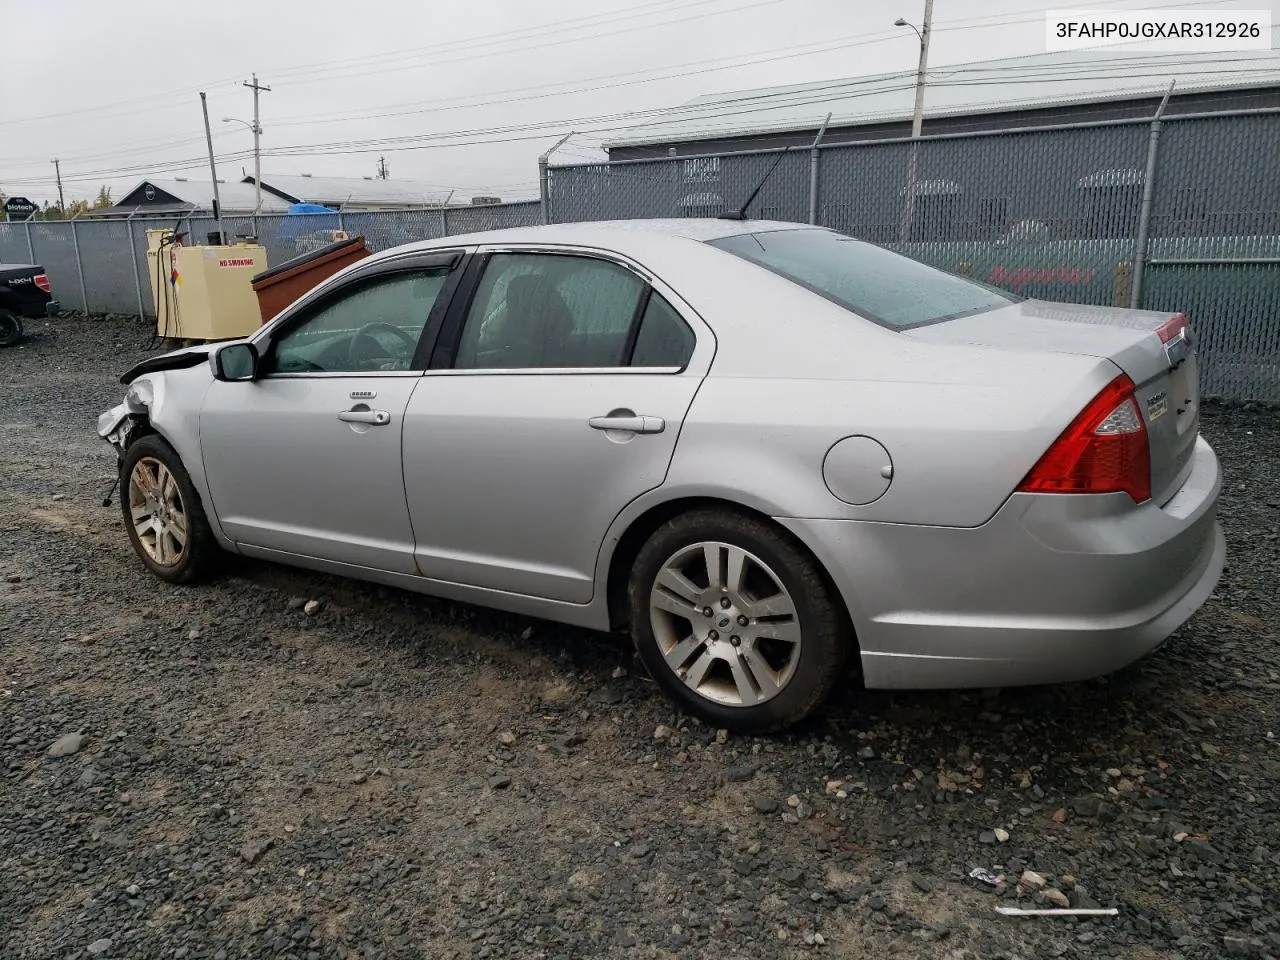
[588,414,665,434]
[338,409,391,426]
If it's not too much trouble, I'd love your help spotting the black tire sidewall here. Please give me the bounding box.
[0,309,23,348]
[120,435,214,583]
[628,511,846,732]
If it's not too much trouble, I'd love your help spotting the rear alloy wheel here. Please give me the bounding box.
[121,435,217,583]
[0,308,23,348]
[629,509,849,731]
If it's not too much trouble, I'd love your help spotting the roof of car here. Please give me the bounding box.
[388,218,817,256]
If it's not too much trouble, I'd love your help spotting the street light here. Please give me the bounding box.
[892,10,931,139]
[893,17,922,42]
[223,116,262,213]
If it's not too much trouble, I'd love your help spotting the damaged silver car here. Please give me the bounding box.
[98,220,1224,731]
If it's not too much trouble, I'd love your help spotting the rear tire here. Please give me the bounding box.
[628,508,849,732]
[120,435,219,584]
[0,308,23,348]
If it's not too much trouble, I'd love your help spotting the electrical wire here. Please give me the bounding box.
[4,0,1272,194]
[0,0,772,129]
[3,0,1243,136]
[248,64,1280,157]
[11,55,1277,189]
[4,0,1261,179]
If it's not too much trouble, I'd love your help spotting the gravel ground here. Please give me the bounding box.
[2,314,1279,960]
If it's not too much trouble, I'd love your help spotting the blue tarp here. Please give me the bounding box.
[274,203,341,242]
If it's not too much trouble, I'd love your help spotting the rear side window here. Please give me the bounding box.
[632,292,695,368]
[454,253,645,369]
[709,229,1016,329]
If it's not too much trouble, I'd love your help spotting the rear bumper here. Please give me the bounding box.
[778,434,1225,689]
[18,298,57,319]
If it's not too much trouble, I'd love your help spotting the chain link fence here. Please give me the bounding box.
[0,201,541,319]
[547,109,1280,401]
[4,109,1278,400]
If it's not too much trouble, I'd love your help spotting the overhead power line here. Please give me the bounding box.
[2,0,1236,132]
[10,52,1276,187]
[0,0,774,129]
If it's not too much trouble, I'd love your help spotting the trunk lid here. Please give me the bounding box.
[905,299,1200,505]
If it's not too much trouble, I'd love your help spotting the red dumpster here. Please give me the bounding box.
[251,235,371,325]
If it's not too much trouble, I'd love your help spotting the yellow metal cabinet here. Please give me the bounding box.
[147,230,269,340]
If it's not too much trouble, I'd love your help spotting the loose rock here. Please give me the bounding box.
[1018,870,1047,892]
[240,838,274,864]
[47,732,85,758]
[1044,889,1071,908]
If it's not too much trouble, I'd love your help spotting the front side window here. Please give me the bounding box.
[266,269,449,375]
[454,253,646,369]
[709,228,1016,329]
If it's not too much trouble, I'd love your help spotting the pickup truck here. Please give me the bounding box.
[0,262,59,346]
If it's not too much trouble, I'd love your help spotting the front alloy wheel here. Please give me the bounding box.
[128,457,189,567]
[120,434,217,584]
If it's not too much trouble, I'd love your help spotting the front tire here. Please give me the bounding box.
[628,508,849,732]
[120,435,218,583]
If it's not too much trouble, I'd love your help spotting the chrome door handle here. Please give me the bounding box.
[588,414,665,434]
[338,409,391,425]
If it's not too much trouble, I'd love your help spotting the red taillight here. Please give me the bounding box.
[1155,312,1188,344]
[33,274,51,293]
[1018,374,1151,504]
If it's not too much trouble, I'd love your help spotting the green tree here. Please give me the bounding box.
[92,185,112,209]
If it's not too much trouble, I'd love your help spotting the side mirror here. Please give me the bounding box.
[213,342,259,382]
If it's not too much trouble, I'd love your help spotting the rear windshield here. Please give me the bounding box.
[708,229,1017,329]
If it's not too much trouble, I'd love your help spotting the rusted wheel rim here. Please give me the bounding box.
[128,456,188,566]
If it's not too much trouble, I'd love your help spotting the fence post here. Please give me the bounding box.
[69,218,88,315]
[129,214,146,322]
[338,210,345,235]
[441,206,451,237]
[1130,82,1175,309]
[24,218,35,262]
[539,157,550,225]
[808,113,832,225]
[539,131,576,225]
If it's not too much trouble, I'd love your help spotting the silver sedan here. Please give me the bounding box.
[97,220,1225,731]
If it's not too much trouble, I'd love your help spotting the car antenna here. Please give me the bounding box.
[718,143,794,221]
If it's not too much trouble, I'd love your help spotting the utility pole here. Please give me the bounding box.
[243,73,271,213]
[910,0,933,139]
[200,92,225,244]
[894,0,934,242]
[52,158,65,216]
[377,156,389,180]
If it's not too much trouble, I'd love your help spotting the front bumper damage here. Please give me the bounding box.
[97,380,154,456]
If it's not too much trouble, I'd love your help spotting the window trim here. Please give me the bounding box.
[432,246,700,375]
[252,249,466,379]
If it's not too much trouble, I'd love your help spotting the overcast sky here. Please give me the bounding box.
[1,0,1274,206]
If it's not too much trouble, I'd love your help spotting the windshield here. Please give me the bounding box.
[708,229,1017,329]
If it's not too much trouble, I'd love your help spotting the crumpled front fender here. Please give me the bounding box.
[97,377,158,453]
